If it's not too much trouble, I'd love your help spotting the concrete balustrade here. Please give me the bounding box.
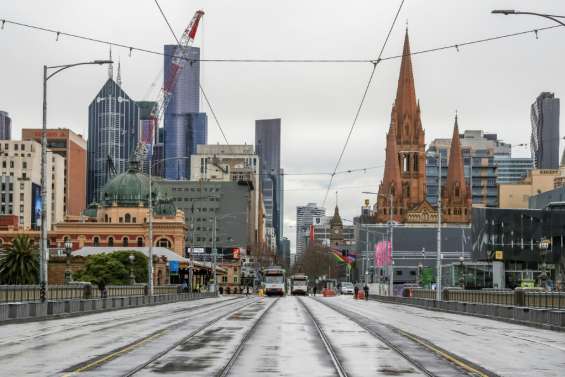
[0,292,217,324]
[369,294,565,331]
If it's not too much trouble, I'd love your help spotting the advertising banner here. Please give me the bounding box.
[31,183,42,230]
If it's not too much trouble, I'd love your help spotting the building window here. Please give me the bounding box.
[119,217,123,223]
[125,213,131,223]
[132,217,136,223]
[157,238,171,248]
[108,237,114,246]
[104,214,108,222]
[123,237,129,247]
[137,237,144,247]
[9,161,13,168]
[93,237,100,247]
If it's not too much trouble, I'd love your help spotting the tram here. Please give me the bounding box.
[290,274,309,296]
[263,266,286,296]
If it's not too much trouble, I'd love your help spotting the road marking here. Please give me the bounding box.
[396,329,489,377]
[62,329,168,376]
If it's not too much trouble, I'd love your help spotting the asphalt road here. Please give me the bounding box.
[1,295,564,376]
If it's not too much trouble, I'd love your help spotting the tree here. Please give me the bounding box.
[296,245,338,281]
[74,251,147,287]
[0,235,39,285]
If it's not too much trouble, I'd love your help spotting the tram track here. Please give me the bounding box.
[297,297,349,377]
[314,297,497,377]
[60,296,253,376]
[216,297,280,377]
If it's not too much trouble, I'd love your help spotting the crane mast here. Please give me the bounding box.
[150,9,204,128]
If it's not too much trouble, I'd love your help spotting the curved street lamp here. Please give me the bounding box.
[39,59,112,302]
[491,10,565,27]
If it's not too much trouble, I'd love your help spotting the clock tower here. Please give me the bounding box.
[329,205,344,248]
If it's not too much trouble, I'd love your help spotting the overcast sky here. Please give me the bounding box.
[1,0,564,252]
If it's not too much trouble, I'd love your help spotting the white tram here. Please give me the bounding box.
[263,266,286,296]
[290,274,309,296]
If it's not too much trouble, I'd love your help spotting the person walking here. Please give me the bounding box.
[363,284,369,301]
[354,284,359,299]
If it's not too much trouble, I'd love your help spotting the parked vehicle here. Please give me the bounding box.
[340,282,354,295]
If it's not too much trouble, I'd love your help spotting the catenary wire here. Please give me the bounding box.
[0,18,562,65]
[321,0,405,208]
[152,0,229,143]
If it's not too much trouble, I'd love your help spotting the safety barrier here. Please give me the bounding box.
[411,288,565,310]
[373,289,565,331]
[0,291,217,324]
[0,284,182,303]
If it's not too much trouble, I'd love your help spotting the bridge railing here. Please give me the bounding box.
[0,284,181,303]
[410,288,565,310]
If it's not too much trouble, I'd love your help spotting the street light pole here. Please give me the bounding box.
[492,9,565,27]
[147,161,154,296]
[436,151,443,301]
[388,193,394,296]
[212,215,217,293]
[39,60,112,302]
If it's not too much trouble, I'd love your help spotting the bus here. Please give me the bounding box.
[290,274,308,296]
[263,266,286,296]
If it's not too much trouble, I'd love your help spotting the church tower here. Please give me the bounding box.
[329,205,344,248]
[376,30,427,223]
[442,115,471,223]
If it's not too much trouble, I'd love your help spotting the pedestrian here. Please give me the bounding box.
[219,286,224,295]
[313,286,317,296]
[181,280,188,293]
[246,285,250,296]
[363,284,369,300]
[354,284,359,299]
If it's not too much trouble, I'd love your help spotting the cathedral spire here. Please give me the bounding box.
[443,113,471,223]
[395,29,417,120]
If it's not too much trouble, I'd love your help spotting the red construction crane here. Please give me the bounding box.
[140,9,204,150]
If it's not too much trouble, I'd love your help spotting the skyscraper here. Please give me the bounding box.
[163,45,205,179]
[0,111,11,140]
[165,113,207,179]
[531,92,560,169]
[87,65,139,204]
[255,118,283,252]
[296,203,325,256]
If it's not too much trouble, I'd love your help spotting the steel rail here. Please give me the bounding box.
[122,297,258,377]
[297,297,348,377]
[216,297,280,377]
[314,298,495,377]
[313,298,434,376]
[60,297,251,376]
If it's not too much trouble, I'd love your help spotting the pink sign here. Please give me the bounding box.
[374,240,391,267]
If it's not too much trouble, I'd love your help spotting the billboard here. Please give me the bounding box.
[31,183,41,230]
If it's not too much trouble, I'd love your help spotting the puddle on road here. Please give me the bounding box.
[378,367,417,376]
[147,304,265,374]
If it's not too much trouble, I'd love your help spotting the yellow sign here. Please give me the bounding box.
[495,250,503,260]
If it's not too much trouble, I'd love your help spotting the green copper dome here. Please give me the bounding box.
[98,159,174,216]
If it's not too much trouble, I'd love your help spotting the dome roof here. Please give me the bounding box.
[100,159,161,207]
[101,159,176,216]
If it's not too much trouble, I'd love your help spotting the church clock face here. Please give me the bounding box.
[333,229,339,234]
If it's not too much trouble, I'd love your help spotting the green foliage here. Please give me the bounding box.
[74,251,147,287]
[0,235,39,285]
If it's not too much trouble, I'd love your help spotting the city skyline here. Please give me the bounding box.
[1,0,564,251]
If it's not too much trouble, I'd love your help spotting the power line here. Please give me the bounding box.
[321,0,405,208]
[151,1,229,144]
[0,17,562,65]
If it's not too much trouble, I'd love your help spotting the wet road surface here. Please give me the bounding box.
[326,296,565,377]
[2,295,564,376]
